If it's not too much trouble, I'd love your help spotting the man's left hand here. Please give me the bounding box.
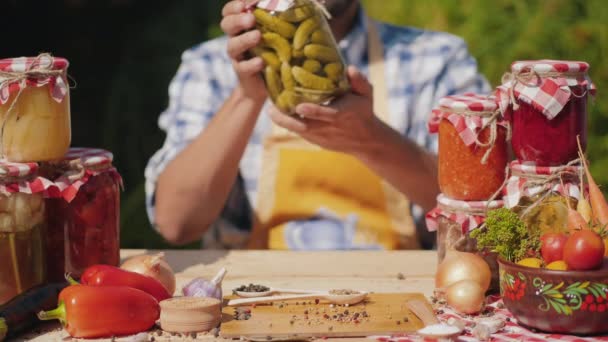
[268,66,385,158]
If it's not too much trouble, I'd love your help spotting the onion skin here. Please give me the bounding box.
[446,280,485,315]
[121,253,176,295]
[435,251,491,291]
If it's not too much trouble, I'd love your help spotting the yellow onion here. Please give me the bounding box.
[446,279,485,314]
[121,252,176,295]
[435,251,491,291]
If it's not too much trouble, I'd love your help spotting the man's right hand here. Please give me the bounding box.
[221,0,267,101]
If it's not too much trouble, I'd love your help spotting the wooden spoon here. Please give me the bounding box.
[227,291,368,306]
[234,287,324,298]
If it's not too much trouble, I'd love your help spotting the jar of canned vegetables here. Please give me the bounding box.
[42,148,122,280]
[0,161,47,304]
[249,0,350,114]
[497,60,594,166]
[504,161,582,235]
[426,194,503,291]
[0,54,71,162]
[429,94,509,201]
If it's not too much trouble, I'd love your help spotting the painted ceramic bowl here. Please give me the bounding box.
[498,258,608,335]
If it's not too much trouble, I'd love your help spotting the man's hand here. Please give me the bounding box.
[221,0,267,101]
[268,66,384,158]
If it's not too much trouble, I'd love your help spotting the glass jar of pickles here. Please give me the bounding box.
[42,148,122,280]
[426,194,503,291]
[0,54,71,162]
[429,94,509,201]
[504,161,582,234]
[0,161,47,305]
[497,60,594,166]
[249,0,350,114]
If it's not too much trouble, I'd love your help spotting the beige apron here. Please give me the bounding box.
[248,18,418,250]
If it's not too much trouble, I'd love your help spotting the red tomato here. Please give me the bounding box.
[563,230,605,270]
[541,233,568,264]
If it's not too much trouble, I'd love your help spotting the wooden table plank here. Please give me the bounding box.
[17,250,438,341]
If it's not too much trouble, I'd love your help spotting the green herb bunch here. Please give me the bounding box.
[471,208,541,262]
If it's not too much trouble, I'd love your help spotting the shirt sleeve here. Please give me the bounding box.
[144,41,238,229]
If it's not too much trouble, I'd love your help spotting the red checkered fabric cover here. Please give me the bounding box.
[496,60,596,120]
[0,160,56,196]
[426,194,503,234]
[0,55,69,105]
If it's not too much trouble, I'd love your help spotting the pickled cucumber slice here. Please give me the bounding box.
[264,66,283,100]
[263,32,292,63]
[302,59,322,74]
[303,44,340,63]
[276,90,298,114]
[253,9,296,39]
[292,66,335,91]
[251,47,281,69]
[311,30,332,45]
[281,62,296,90]
[324,63,343,82]
[293,17,320,50]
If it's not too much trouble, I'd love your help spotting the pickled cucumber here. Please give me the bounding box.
[281,62,296,90]
[264,66,283,100]
[276,90,298,113]
[292,66,335,91]
[311,30,332,45]
[253,9,296,39]
[293,49,305,59]
[252,47,281,69]
[279,5,315,23]
[263,32,292,63]
[302,59,322,74]
[324,63,343,82]
[293,17,320,50]
[303,44,340,63]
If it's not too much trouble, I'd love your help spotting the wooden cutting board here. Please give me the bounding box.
[220,293,433,340]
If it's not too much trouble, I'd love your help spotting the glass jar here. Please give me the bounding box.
[249,0,350,115]
[504,161,582,234]
[0,162,46,305]
[0,55,71,162]
[503,60,593,166]
[426,194,503,291]
[42,148,122,280]
[430,94,509,201]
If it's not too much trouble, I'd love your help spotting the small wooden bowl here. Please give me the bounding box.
[499,258,608,335]
[159,297,222,333]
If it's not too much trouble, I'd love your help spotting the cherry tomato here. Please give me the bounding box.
[563,230,605,271]
[541,233,568,264]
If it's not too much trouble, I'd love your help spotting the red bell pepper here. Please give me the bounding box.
[38,285,159,338]
[79,265,171,302]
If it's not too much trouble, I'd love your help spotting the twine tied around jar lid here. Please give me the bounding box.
[65,158,114,182]
[440,104,512,165]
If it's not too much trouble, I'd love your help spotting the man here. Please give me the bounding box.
[145,0,490,249]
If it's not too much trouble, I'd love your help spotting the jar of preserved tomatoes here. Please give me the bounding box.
[429,94,509,201]
[497,60,595,166]
[0,54,71,162]
[504,161,582,235]
[42,148,122,280]
[0,161,48,304]
[426,194,503,291]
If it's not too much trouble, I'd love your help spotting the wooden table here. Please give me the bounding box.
[19,250,437,341]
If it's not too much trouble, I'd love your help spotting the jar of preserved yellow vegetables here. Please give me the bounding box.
[248,0,350,114]
[504,161,582,234]
[0,54,71,162]
[0,161,48,305]
[426,194,503,291]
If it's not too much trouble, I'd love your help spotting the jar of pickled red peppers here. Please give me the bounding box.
[0,161,50,304]
[42,148,122,280]
[426,194,503,291]
[428,94,509,201]
[496,60,595,166]
[0,54,71,162]
[504,161,582,235]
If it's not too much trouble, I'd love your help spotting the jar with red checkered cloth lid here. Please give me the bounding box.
[496,60,595,166]
[428,93,510,201]
[426,194,504,291]
[41,148,123,280]
[0,54,71,162]
[505,160,583,235]
[0,160,55,304]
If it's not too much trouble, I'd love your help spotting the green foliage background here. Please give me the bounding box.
[4,1,605,249]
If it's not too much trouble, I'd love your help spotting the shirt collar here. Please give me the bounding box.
[337,6,369,70]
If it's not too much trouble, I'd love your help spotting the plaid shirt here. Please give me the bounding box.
[145,10,491,249]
